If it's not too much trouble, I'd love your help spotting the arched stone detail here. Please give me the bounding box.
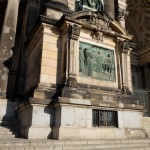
[48,0,68,6]
[71,11,132,38]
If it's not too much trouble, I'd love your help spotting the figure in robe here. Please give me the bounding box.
[79,47,85,73]
[84,48,93,76]
[96,51,103,73]
[75,0,104,12]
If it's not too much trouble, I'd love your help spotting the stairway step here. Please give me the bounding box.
[0,134,15,138]
[0,127,11,132]
[0,139,149,150]
[0,131,14,135]
[0,146,150,150]
[0,120,18,124]
[0,141,149,147]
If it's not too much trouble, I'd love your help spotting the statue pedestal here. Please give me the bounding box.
[17,98,52,139]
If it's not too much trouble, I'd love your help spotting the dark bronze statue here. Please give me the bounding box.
[75,0,104,12]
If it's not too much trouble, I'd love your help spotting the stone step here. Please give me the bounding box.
[0,139,150,145]
[0,134,15,138]
[0,145,150,150]
[0,127,11,131]
[0,120,21,138]
[0,139,150,150]
[0,121,19,127]
[0,131,14,135]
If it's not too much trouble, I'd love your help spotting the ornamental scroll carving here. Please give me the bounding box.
[79,12,111,41]
[85,12,110,31]
[70,24,81,40]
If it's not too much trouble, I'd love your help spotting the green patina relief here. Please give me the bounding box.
[79,42,116,82]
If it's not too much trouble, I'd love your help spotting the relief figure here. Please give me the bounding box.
[96,51,103,73]
[79,47,85,73]
[103,54,113,74]
[84,48,93,76]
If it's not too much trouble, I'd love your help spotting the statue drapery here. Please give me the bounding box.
[75,0,104,12]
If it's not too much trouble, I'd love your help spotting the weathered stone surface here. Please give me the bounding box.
[17,102,54,139]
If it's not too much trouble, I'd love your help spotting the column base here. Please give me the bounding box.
[17,98,53,139]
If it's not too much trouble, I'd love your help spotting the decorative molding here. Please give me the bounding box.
[92,31,103,41]
[77,12,111,41]
[70,24,80,40]
[122,85,132,95]
[67,77,77,87]
[84,12,111,32]
[118,39,130,54]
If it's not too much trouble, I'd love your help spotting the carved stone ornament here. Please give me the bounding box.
[92,30,103,41]
[85,12,110,32]
[118,7,129,21]
[67,77,77,87]
[78,12,110,41]
[118,40,130,54]
[122,85,131,95]
[70,24,81,40]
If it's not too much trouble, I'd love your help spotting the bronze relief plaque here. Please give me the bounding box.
[79,41,116,82]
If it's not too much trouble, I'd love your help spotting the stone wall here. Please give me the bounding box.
[143,117,150,138]
[40,24,63,85]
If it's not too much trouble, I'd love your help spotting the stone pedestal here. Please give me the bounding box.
[53,97,145,140]
[17,98,53,139]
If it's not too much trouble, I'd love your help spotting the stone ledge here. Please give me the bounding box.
[57,97,144,111]
[53,126,146,140]
[17,98,52,110]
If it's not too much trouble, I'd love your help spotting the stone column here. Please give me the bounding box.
[118,39,132,94]
[104,0,115,19]
[0,0,20,97]
[117,0,128,27]
[66,24,81,87]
